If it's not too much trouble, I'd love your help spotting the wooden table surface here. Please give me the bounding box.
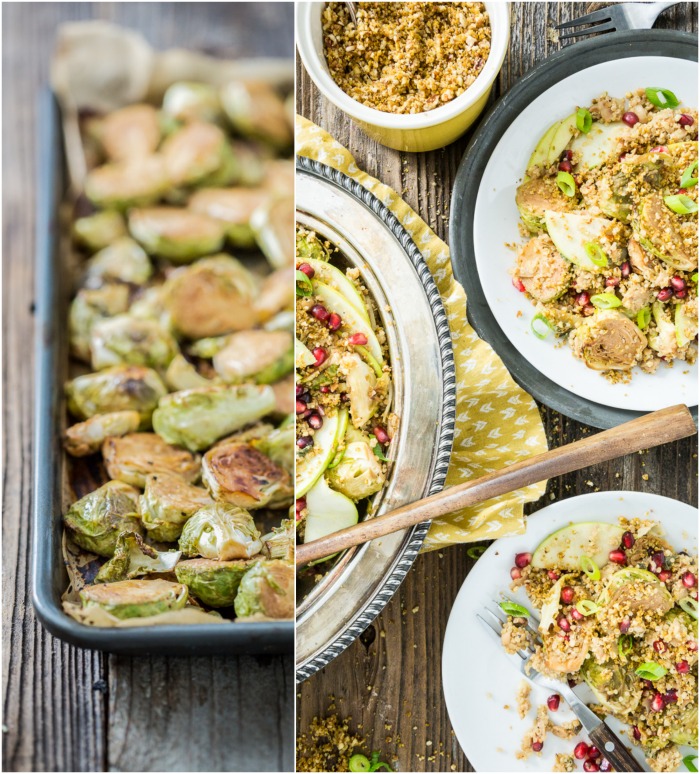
[2,4,294,772]
[296,3,699,771]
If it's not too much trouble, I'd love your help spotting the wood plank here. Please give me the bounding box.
[296,2,698,771]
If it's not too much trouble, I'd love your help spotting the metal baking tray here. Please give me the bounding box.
[31,90,293,655]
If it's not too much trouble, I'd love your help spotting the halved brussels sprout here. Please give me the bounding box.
[515,234,571,303]
[634,193,697,271]
[212,422,275,448]
[128,285,173,331]
[162,81,223,125]
[261,519,294,563]
[69,284,131,362]
[99,104,162,162]
[66,365,167,428]
[326,441,386,500]
[63,480,142,557]
[188,187,269,247]
[516,176,577,232]
[212,330,293,384]
[253,420,294,473]
[201,441,293,509]
[570,311,647,371]
[580,658,642,714]
[64,410,141,457]
[174,557,252,607]
[178,502,262,560]
[164,354,213,392]
[85,156,169,211]
[83,237,153,286]
[670,705,698,747]
[271,375,295,416]
[261,159,294,198]
[220,81,292,149]
[152,384,276,452]
[139,472,213,542]
[340,352,379,428]
[73,210,127,252]
[128,207,226,263]
[253,267,294,322]
[89,315,178,371]
[605,568,673,614]
[250,195,294,269]
[296,228,331,262]
[161,121,234,187]
[95,531,181,583]
[162,255,259,339]
[103,432,201,488]
[233,560,294,619]
[80,578,187,619]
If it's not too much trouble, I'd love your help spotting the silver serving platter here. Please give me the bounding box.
[295,157,456,681]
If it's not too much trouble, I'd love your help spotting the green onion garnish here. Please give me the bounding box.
[635,661,668,681]
[664,194,698,215]
[590,293,622,310]
[467,545,486,560]
[575,599,601,616]
[576,107,593,134]
[531,313,552,339]
[679,597,699,620]
[580,555,601,580]
[499,600,530,618]
[645,87,680,109]
[681,160,698,188]
[637,307,652,330]
[373,444,388,462]
[584,242,608,268]
[349,755,371,772]
[683,754,698,773]
[692,273,699,284]
[618,634,634,662]
[296,270,314,297]
[368,753,392,773]
[557,171,577,197]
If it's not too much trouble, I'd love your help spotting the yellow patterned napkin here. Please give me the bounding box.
[297,117,548,550]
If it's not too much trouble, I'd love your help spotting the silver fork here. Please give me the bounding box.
[343,0,358,26]
[478,604,648,772]
[555,2,680,40]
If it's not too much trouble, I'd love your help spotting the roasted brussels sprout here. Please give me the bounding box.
[162,255,259,339]
[220,81,292,149]
[250,195,294,269]
[261,159,294,198]
[98,103,162,162]
[161,121,235,187]
[128,285,173,331]
[327,441,386,500]
[73,210,127,252]
[515,234,571,303]
[85,156,169,211]
[64,410,141,457]
[670,705,698,747]
[66,366,167,427]
[95,531,181,583]
[233,560,293,619]
[212,330,293,384]
[253,267,294,322]
[188,187,268,248]
[128,207,226,263]
[80,578,188,619]
[202,441,293,509]
[63,480,142,557]
[164,354,212,392]
[162,81,223,125]
[580,659,642,714]
[152,384,276,452]
[271,375,295,416]
[178,502,262,560]
[83,237,153,286]
[139,472,213,542]
[253,419,293,473]
[570,311,647,371]
[261,518,294,562]
[89,315,178,371]
[103,432,201,488]
[69,284,131,362]
[175,557,252,607]
[634,193,697,271]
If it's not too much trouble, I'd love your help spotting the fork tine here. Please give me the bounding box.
[487,603,508,624]
[559,20,617,40]
[476,613,504,640]
[554,9,611,30]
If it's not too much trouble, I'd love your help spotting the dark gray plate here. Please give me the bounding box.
[449,29,698,430]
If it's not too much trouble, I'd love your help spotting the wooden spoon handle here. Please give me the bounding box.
[296,404,696,567]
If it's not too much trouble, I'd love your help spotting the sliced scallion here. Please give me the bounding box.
[635,661,667,681]
[575,599,601,616]
[681,159,698,188]
[618,634,634,662]
[692,273,698,283]
[576,107,593,134]
[531,313,552,339]
[499,600,530,618]
[637,307,652,330]
[679,596,699,620]
[373,444,388,462]
[349,755,371,773]
[580,555,601,581]
[683,754,698,773]
[664,194,698,215]
[296,270,314,297]
[467,545,486,560]
[557,170,577,197]
[584,241,608,268]
[644,87,680,109]
[590,293,622,310]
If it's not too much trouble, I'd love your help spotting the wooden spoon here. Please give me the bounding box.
[296,404,696,567]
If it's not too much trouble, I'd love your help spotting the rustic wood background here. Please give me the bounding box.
[2,4,294,772]
[297,3,699,771]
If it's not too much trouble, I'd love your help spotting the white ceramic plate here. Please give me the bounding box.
[473,56,698,412]
[442,491,698,772]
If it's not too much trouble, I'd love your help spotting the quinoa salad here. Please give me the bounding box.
[295,227,395,579]
[500,519,698,772]
[513,87,698,382]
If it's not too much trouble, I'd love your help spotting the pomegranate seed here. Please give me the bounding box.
[515,552,532,569]
[609,549,627,565]
[682,571,697,588]
[297,262,315,278]
[548,570,560,581]
[296,400,307,414]
[348,332,368,346]
[547,694,560,711]
[327,312,342,331]
[632,726,642,740]
[563,150,574,161]
[588,746,601,760]
[692,590,699,600]
[657,287,673,302]
[584,761,600,773]
[658,569,672,582]
[312,347,327,367]
[340,392,349,403]
[675,289,688,299]
[576,291,590,306]
[307,412,323,430]
[676,660,690,674]
[651,551,667,570]
[310,303,329,321]
[296,497,306,514]
[653,639,667,654]
[688,639,698,651]
[621,261,631,278]
[679,113,695,126]
[510,567,522,580]
[679,188,688,194]
[622,531,635,549]
[622,111,639,127]
[374,426,390,444]
[560,586,575,604]
[651,692,665,712]
[558,159,573,173]
[606,276,620,288]
[671,276,687,293]
[558,617,571,632]
[512,277,526,292]
[531,741,543,752]
[650,145,668,153]
[641,679,655,691]
[296,436,313,450]
[664,689,678,704]
[599,759,612,772]
[619,617,631,633]
[574,742,590,760]
[296,384,304,397]
[571,608,584,621]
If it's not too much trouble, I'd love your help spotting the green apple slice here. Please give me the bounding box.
[546,113,578,167]
[531,521,625,570]
[570,121,631,170]
[296,408,348,497]
[527,119,561,172]
[303,474,359,544]
[306,258,369,321]
[295,337,316,368]
[544,210,612,272]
